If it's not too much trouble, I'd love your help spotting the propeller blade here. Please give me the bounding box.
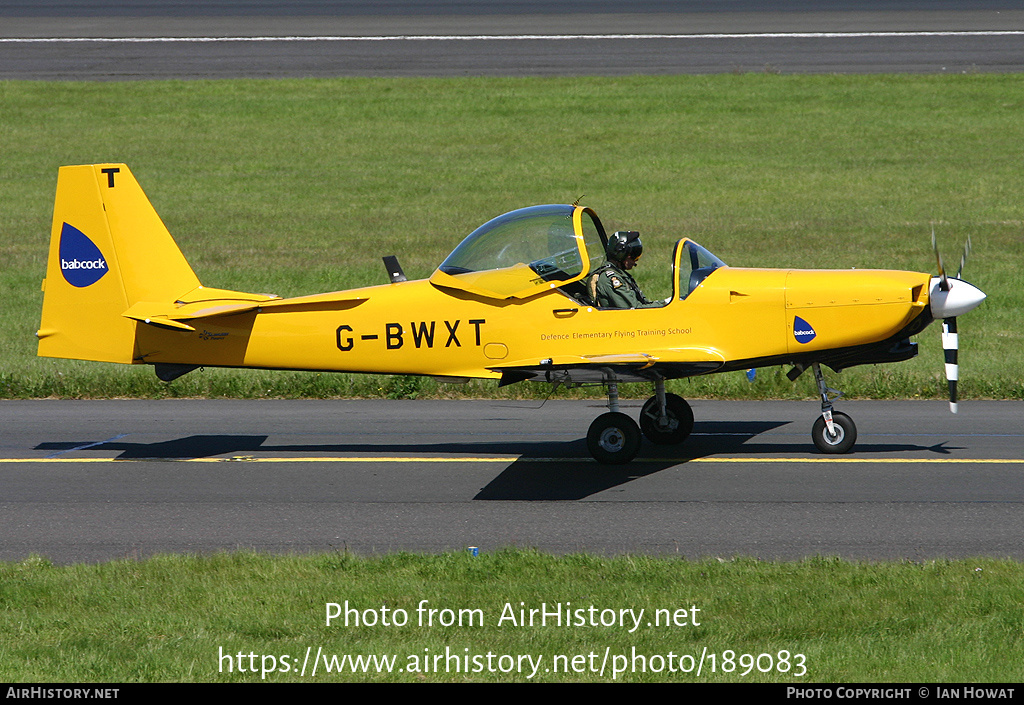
[956,235,972,280]
[930,231,983,414]
[931,227,949,291]
[942,317,959,413]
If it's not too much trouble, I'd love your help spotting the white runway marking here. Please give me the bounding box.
[3,31,1023,43]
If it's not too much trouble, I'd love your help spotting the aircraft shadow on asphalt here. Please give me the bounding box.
[34,420,963,500]
[36,435,269,459]
[474,423,964,500]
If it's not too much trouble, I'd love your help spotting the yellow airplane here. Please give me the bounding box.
[38,164,986,464]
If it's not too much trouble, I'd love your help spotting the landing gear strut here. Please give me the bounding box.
[586,378,694,464]
[810,362,857,454]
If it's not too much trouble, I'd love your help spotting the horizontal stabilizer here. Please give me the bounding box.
[123,289,369,328]
[121,303,198,331]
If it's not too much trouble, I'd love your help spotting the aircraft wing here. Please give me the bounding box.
[491,347,726,386]
[122,287,368,331]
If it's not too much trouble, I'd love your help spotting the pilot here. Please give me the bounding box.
[589,230,665,309]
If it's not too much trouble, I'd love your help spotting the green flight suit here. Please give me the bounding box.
[588,261,664,309]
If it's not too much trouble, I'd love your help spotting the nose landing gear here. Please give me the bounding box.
[809,362,857,454]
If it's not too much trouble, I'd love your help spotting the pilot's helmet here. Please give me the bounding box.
[606,230,643,262]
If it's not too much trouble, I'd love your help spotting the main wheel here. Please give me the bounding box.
[811,411,857,454]
[587,412,642,465]
[639,393,694,445]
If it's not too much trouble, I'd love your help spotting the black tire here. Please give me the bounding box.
[639,393,694,445]
[811,411,857,454]
[587,412,642,465]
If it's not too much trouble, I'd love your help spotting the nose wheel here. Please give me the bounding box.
[811,410,857,454]
[809,362,858,454]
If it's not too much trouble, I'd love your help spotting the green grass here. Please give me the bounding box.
[2,551,1023,682]
[2,74,1023,399]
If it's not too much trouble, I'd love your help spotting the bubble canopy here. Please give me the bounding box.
[430,205,608,300]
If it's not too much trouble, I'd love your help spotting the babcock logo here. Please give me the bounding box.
[793,316,817,344]
[59,223,108,288]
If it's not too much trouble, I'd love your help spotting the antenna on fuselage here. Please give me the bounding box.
[382,255,407,284]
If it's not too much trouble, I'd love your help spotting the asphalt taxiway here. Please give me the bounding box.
[2,399,1022,563]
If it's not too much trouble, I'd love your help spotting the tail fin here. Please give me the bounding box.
[37,164,201,363]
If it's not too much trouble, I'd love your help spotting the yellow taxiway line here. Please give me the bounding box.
[2,456,1024,464]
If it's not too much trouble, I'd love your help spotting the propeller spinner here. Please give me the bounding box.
[929,234,985,413]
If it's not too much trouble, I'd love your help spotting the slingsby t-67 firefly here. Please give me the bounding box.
[38,164,986,463]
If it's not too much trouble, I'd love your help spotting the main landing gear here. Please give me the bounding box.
[586,379,694,464]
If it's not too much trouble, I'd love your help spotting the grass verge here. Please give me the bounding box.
[2,550,1023,683]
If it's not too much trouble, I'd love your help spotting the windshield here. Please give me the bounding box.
[677,239,727,299]
[433,205,607,299]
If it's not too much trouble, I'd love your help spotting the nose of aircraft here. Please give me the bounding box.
[929,277,986,319]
